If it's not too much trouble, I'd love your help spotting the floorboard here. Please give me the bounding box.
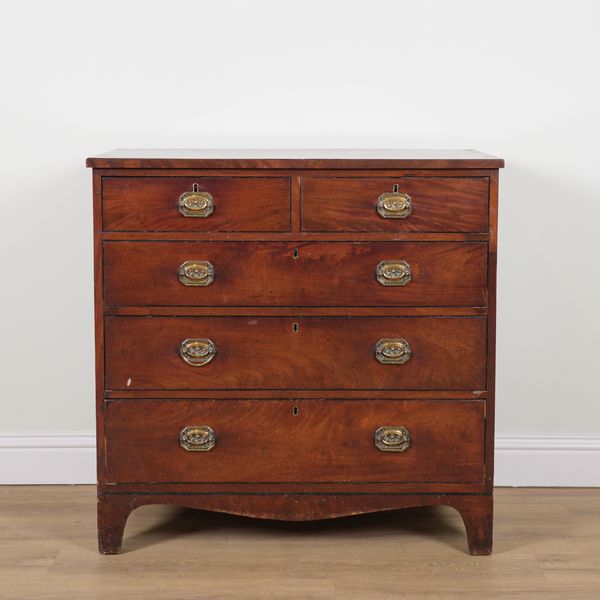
[0,487,598,599]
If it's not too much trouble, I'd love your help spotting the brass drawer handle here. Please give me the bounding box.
[180,426,216,451]
[179,261,214,286]
[375,338,411,364]
[374,426,411,452]
[376,260,411,286]
[180,338,216,366]
[377,191,412,219]
[178,190,214,217]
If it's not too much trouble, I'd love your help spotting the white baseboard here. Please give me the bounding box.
[0,434,96,484]
[0,433,599,486]
[494,435,600,487]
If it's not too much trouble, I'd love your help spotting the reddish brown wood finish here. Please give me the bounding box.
[452,493,494,555]
[89,150,501,556]
[485,170,499,489]
[86,148,504,170]
[104,316,487,391]
[97,491,492,555]
[101,231,489,242]
[103,241,487,307]
[99,480,486,495]
[104,399,485,484]
[97,494,133,555]
[102,176,291,232]
[105,389,487,400]
[301,177,488,232]
[106,306,488,317]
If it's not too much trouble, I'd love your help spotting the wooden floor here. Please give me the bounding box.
[1,487,599,599]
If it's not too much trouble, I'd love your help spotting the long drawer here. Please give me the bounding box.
[104,316,486,390]
[103,241,488,307]
[102,176,291,232]
[104,399,486,484]
[301,176,488,232]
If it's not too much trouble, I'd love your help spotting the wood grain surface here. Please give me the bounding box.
[103,241,488,307]
[104,398,485,484]
[102,176,291,232]
[301,177,488,232]
[104,316,487,391]
[96,492,493,555]
[86,148,505,169]
[4,486,597,598]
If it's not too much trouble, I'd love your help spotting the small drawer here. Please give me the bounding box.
[101,176,291,232]
[301,177,488,232]
[104,241,488,307]
[104,399,485,484]
[104,316,486,390]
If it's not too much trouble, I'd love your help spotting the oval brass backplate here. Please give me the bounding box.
[376,260,412,286]
[375,338,411,365]
[374,426,411,452]
[178,191,214,217]
[180,425,216,451]
[180,338,216,366]
[376,192,412,219]
[179,260,215,286]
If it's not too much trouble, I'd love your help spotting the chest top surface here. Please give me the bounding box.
[86,148,504,170]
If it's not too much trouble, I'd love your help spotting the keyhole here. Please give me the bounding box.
[393,183,399,193]
[292,406,299,416]
[293,248,299,259]
[292,322,299,333]
[192,183,199,192]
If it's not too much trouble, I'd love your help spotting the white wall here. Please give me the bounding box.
[1,1,599,482]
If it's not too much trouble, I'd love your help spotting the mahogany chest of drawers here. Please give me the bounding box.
[87,149,503,555]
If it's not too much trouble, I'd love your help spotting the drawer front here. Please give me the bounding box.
[102,177,291,232]
[104,241,488,307]
[105,316,486,390]
[105,399,485,484]
[301,177,488,232]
